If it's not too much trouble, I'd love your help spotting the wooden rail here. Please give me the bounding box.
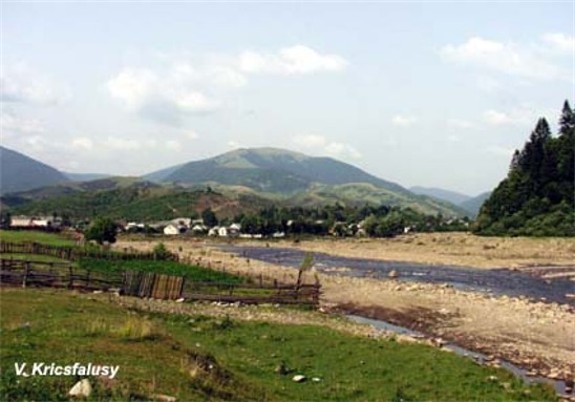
[0,258,321,306]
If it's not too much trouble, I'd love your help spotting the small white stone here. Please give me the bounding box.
[292,375,306,383]
[68,379,92,397]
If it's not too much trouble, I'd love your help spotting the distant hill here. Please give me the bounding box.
[4,182,271,222]
[2,147,466,219]
[64,172,112,182]
[409,186,492,217]
[459,191,491,217]
[146,148,463,216]
[474,100,574,236]
[142,164,184,182]
[0,146,69,194]
[409,186,471,206]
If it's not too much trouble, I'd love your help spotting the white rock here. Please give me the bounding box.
[151,394,177,402]
[68,379,92,397]
[292,375,306,383]
[312,377,322,382]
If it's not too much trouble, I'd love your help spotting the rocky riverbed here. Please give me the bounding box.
[115,237,575,394]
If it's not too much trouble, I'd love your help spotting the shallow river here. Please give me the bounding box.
[221,245,575,306]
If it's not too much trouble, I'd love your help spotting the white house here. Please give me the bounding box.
[164,224,186,235]
[191,224,208,234]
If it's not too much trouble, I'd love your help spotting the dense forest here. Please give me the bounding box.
[473,100,574,236]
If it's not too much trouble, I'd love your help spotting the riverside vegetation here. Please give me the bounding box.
[0,288,557,401]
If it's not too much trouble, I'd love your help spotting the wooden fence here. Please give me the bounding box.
[0,241,178,262]
[0,258,321,306]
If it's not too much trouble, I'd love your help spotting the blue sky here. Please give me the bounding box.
[1,1,573,195]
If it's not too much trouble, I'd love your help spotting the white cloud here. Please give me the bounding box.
[103,137,144,151]
[107,68,157,110]
[325,142,362,159]
[292,134,361,159]
[391,115,417,127]
[238,45,348,75]
[24,135,46,151]
[1,63,70,105]
[1,111,45,134]
[107,67,220,121]
[483,109,533,126]
[172,91,220,113]
[71,137,94,150]
[185,130,200,140]
[440,36,563,80]
[542,33,575,55]
[447,118,474,129]
[292,134,328,148]
[165,140,181,151]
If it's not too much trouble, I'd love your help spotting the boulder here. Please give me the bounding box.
[68,379,92,398]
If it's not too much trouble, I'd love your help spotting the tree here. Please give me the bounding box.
[474,100,575,236]
[201,208,218,228]
[84,217,118,245]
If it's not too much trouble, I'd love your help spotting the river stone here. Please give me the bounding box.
[292,375,306,383]
[151,394,177,402]
[388,270,398,278]
[68,379,92,397]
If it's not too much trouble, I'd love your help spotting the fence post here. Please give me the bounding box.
[22,262,30,288]
[68,265,74,288]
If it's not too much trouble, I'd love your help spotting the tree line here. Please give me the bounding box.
[474,100,574,236]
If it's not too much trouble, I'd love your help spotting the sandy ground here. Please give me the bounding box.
[115,234,575,384]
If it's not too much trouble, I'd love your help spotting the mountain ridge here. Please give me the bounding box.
[0,146,70,195]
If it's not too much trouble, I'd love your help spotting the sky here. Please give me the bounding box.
[1,1,573,196]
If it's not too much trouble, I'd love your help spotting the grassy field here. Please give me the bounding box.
[0,230,77,247]
[0,288,556,401]
[78,258,244,284]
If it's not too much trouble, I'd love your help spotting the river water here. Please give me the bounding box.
[221,245,575,306]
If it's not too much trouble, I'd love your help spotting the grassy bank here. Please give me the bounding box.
[78,258,244,284]
[0,230,76,247]
[0,288,556,401]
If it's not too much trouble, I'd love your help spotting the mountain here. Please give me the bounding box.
[409,186,471,205]
[146,147,462,216]
[0,146,69,195]
[142,164,185,182]
[459,191,491,217]
[154,148,406,193]
[409,186,491,217]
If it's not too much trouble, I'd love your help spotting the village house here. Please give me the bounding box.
[163,223,187,235]
[10,215,61,229]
